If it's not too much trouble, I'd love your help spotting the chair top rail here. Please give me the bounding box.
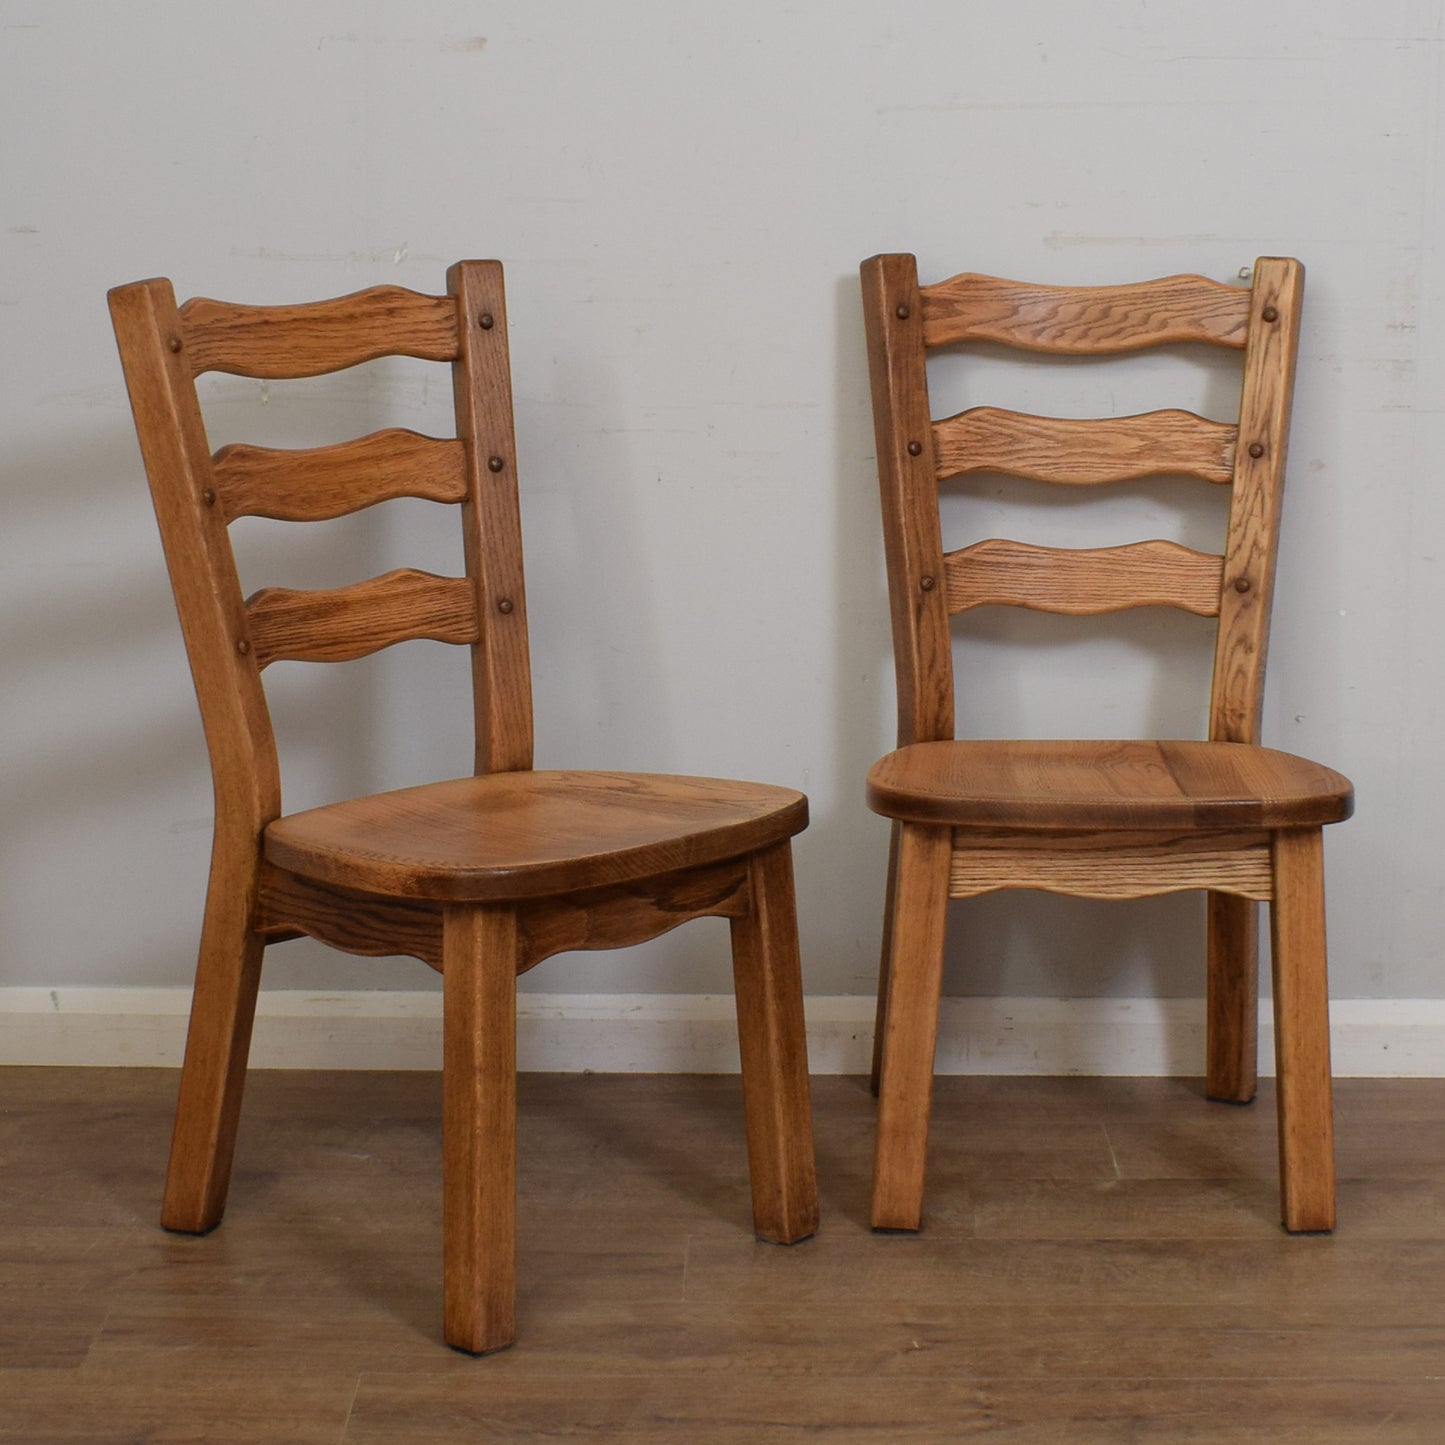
[920,270,1252,353]
[179,284,461,378]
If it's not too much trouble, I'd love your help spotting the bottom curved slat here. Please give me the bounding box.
[944,538,1225,616]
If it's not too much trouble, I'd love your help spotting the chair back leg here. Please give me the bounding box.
[1206,892,1260,1104]
[162,881,266,1234]
[869,821,903,1097]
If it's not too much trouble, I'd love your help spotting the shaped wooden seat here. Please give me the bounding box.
[266,770,808,901]
[867,740,1352,832]
[109,262,817,1354]
[860,253,1353,1236]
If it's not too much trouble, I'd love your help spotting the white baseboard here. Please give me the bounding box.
[1,988,1442,1076]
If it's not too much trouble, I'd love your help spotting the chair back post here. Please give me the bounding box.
[860,253,955,746]
[108,278,281,852]
[1210,257,1305,744]
[448,262,534,774]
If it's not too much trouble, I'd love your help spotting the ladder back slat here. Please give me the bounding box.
[933,408,1237,486]
[920,272,1252,353]
[212,430,468,522]
[245,568,480,669]
[180,286,460,378]
[862,251,1304,748]
[944,538,1224,616]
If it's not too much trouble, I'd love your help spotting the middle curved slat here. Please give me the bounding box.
[245,568,480,668]
[212,429,469,521]
[944,538,1224,616]
[932,408,1237,485]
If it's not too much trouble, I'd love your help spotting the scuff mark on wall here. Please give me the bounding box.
[1044,232,1226,249]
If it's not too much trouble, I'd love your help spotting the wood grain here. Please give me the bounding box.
[944,537,1225,616]
[871,822,953,1231]
[264,770,807,903]
[114,262,824,1359]
[10,1070,1445,1436]
[157,874,267,1236]
[515,857,751,972]
[346,1371,1445,1443]
[1210,257,1305,744]
[948,833,1274,900]
[256,864,445,967]
[106,278,280,827]
[441,903,518,1353]
[1270,827,1335,1232]
[256,858,759,976]
[0,1366,361,1443]
[933,407,1237,485]
[212,429,467,522]
[868,739,1351,831]
[729,843,820,1244]
[859,253,955,745]
[859,253,1349,1269]
[870,820,903,1096]
[920,270,1252,352]
[449,261,535,774]
[1207,892,1260,1103]
[179,285,460,377]
[113,262,819,1358]
[244,568,480,668]
[109,278,280,1240]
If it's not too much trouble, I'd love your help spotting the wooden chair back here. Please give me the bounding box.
[859,255,1303,748]
[107,263,532,845]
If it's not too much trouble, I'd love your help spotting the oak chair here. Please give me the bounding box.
[860,254,1352,1236]
[109,261,818,1354]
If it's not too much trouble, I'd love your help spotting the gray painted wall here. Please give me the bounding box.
[0,2,1422,1003]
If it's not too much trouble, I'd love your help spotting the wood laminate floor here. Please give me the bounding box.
[4,1069,1445,1442]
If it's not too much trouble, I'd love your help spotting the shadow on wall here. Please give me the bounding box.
[1,423,223,986]
[0,362,475,990]
[827,273,901,993]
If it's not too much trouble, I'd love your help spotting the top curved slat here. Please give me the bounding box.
[920,272,1252,354]
[180,286,460,378]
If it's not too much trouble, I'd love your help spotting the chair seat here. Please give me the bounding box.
[266,769,809,902]
[866,739,1353,831]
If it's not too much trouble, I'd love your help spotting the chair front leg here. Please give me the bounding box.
[1206,891,1259,1104]
[442,902,519,1354]
[162,873,265,1234]
[871,822,952,1232]
[1269,827,1335,1233]
[729,842,819,1244]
